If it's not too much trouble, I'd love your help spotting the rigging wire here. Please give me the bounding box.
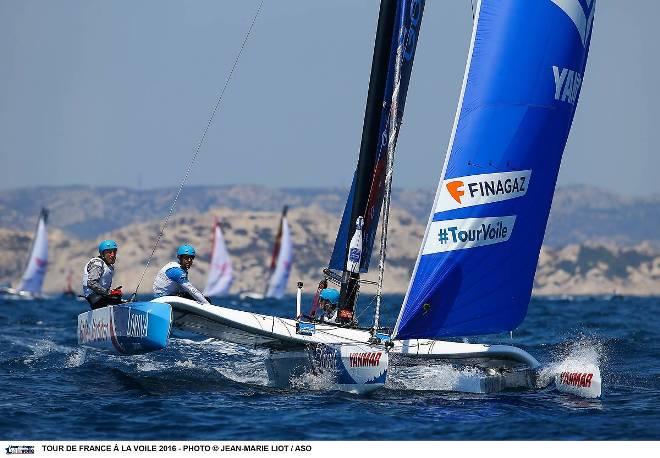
[129,0,265,300]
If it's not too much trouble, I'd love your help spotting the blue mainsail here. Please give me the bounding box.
[329,0,425,274]
[394,0,596,339]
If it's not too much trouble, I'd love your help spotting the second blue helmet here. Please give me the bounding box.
[177,244,196,257]
[98,239,118,254]
[319,288,340,305]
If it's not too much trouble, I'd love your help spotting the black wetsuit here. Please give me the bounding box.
[86,293,123,310]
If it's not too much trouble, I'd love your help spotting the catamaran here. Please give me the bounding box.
[203,217,234,298]
[76,0,599,397]
[152,0,601,398]
[1,208,49,300]
[239,206,293,300]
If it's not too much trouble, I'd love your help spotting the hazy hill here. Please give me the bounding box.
[0,206,658,295]
[2,184,658,247]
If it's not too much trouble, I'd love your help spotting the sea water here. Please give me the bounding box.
[0,295,658,440]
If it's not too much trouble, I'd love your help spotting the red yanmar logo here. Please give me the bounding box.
[349,352,382,368]
[446,181,464,204]
[559,372,594,388]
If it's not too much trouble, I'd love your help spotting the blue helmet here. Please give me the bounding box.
[98,239,118,254]
[177,244,196,257]
[319,288,340,305]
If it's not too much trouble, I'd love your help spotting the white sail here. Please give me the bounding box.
[18,209,49,295]
[203,220,233,297]
[265,216,292,299]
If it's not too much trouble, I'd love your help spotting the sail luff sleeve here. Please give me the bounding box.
[329,0,425,274]
[328,0,398,275]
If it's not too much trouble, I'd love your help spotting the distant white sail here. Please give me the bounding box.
[18,209,49,295]
[203,219,233,297]
[265,215,292,299]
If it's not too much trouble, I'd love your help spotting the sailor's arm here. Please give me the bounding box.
[180,281,210,305]
[166,267,210,305]
[86,259,110,296]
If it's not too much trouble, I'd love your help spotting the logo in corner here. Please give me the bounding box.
[446,181,465,204]
[5,445,35,455]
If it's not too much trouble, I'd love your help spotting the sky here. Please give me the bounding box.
[0,0,657,197]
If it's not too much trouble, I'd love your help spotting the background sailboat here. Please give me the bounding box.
[0,208,49,299]
[264,206,293,299]
[203,217,234,298]
[240,206,293,300]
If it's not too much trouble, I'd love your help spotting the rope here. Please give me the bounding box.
[130,1,265,300]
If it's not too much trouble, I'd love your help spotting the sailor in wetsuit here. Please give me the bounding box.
[82,240,123,310]
[153,244,210,304]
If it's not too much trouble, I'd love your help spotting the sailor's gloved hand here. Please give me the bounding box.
[109,287,122,297]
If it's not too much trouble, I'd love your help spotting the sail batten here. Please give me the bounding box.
[394,0,595,340]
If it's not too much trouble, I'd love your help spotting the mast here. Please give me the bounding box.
[338,0,398,323]
[373,18,407,332]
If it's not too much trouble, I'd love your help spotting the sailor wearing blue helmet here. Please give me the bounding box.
[318,287,340,323]
[153,244,210,304]
[82,239,123,309]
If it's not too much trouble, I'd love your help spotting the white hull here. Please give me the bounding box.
[0,287,44,300]
[266,344,388,394]
[390,339,539,394]
[152,296,386,393]
[152,296,374,348]
[238,292,265,301]
[153,296,600,397]
[392,339,540,368]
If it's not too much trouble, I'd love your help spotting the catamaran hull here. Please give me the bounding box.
[390,338,539,393]
[153,297,600,397]
[238,292,265,300]
[0,287,44,300]
[77,302,172,355]
[554,365,602,399]
[391,339,601,398]
[266,343,388,394]
[152,296,374,348]
[392,339,540,367]
[154,296,387,393]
